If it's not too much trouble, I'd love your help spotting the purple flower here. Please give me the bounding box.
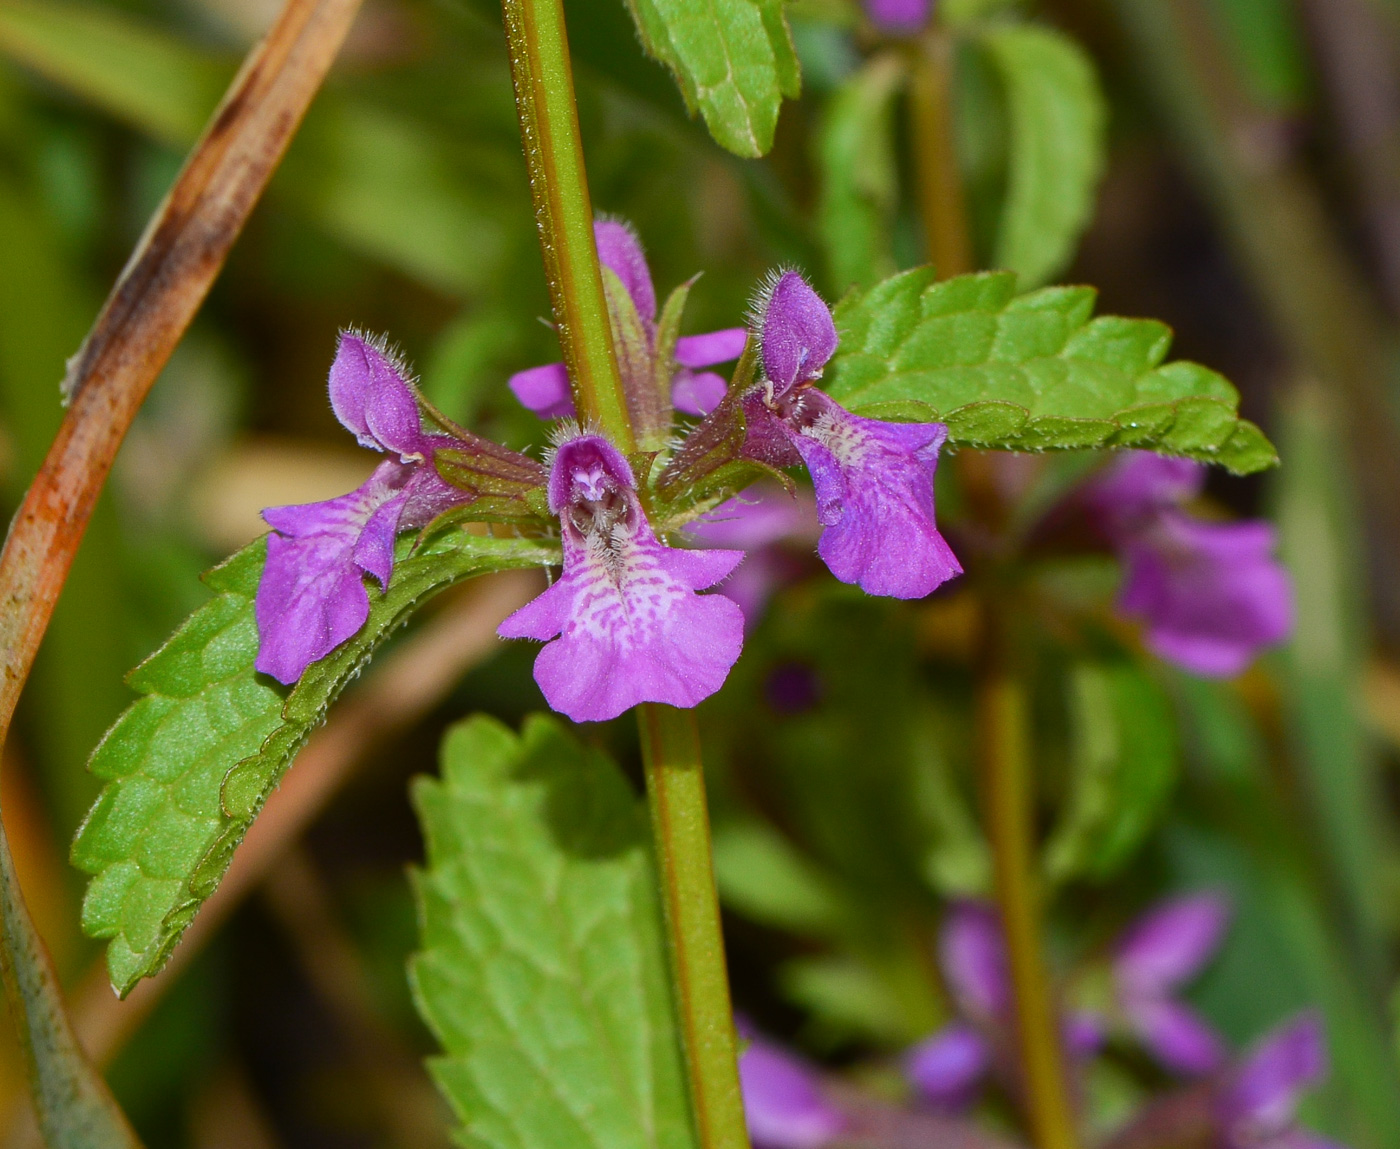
[509,219,745,427]
[737,1025,847,1149]
[255,333,506,684]
[1086,451,1293,677]
[497,432,745,722]
[1114,894,1230,1076]
[865,0,931,34]
[745,271,962,600]
[905,1021,990,1111]
[1218,1013,1343,1149]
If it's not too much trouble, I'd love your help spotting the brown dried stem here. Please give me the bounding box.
[0,0,363,755]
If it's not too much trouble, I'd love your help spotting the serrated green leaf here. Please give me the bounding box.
[409,715,696,1149]
[982,25,1106,288]
[1044,660,1176,884]
[816,53,903,292]
[623,0,799,157]
[1,824,143,1148]
[72,530,558,996]
[824,269,1278,472]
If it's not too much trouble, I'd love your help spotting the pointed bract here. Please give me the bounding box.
[498,434,745,722]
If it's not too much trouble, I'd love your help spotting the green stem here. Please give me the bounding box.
[910,29,973,278]
[977,620,1078,1149]
[500,0,633,446]
[639,704,750,1149]
[499,2,748,1142]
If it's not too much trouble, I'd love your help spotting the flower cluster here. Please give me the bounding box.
[737,898,1340,1149]
[250,218,1288,725]
[1085,451,1293,677]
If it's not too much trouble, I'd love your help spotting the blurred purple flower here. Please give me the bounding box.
[744,271,962,599]
[509,219,745,421]
[497,432,745,722]
[1114,894,1230,1076]
[737,1026,847,1149]
[1086,451,1292,677]
[685,484,815,626]
[865,0,931,34]
[255,333,528,684]
[907,894,1230,1108]
[906,901,1100,1110]
[1218,1012,1344,1149]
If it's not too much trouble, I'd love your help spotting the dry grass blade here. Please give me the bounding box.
[0,0,363,750]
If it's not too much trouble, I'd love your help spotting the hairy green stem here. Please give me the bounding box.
[977,627,1078,1149]
[499,1,749,1142]
[500,0,632,446]
[640,705,750,1149]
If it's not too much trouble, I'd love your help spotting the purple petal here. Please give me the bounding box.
[739,1037,846,1149]
[543,433,636,514]
[255,460,411,684]
[905,1022,990,1110]
[1269,1135,1350,1149]
[672,369,729,416]
[1116,894,1231,995]
[595,218,656,322]
[759,272,839,393]
[499,433,745,722]
[864,0,930,33]
[686,486,807,549]
[509,362,576,420]
[1124,997,1225,1077]
[328,332,428,458]
[940,901,1007,1019]
[1119,513,1293,677]
[676,327,748,368]
[789,398,962,599]
[1221,1012,1327,1138]
[1087,451,1204,529]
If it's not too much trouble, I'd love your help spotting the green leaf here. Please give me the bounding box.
[824,268,1278,472]
[1044,660,1176,884]
[981,25,1106,289]
[623,0,800,157]
[1,826,144,1148]
[409,715,697,1149]
[0,0,231,146]
[72,530,558,996]
[816,53,903,293]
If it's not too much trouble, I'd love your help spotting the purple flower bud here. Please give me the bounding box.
[738,1030,847,1149]
[864,0,931,34]
[758,271,839,395]
[510,219,745,424]
[498,433,745,722]
[595,217,657,324]
[1086,451,1293,677]
[255,334,479,684]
